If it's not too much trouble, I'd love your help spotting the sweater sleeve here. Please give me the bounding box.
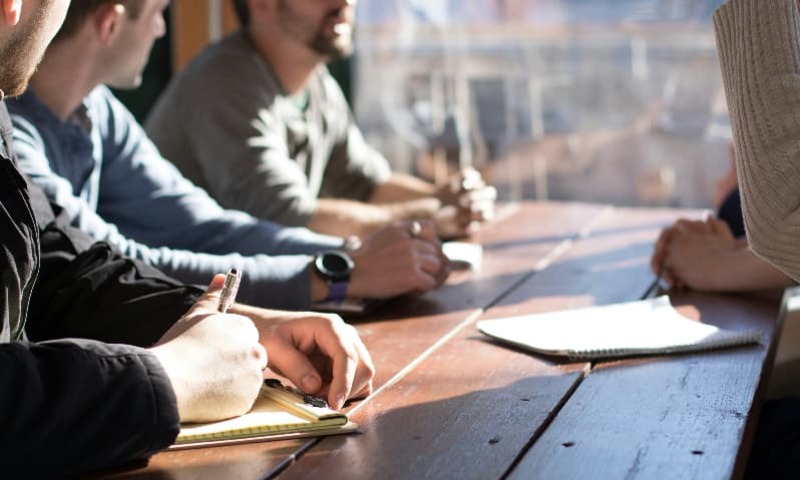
[0,339,179,477]
[10,92,337,310]
[714,0,800,280]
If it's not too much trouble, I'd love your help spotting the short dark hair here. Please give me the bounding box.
[55,0,145,41]
[232,0,249,27]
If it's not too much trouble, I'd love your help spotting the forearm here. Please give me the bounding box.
[711,247,795,292]
[308,198,439,237]
[369,172,437,204]
[110,238,319,310]
[307,198,392,237]
[31,224,202,346]
[714,0,800,280]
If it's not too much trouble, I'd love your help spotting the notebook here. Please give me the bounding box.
[477,296,762,361]
[172,379,358,449]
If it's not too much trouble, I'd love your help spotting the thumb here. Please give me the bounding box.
[708,218,734,240]
[189,273,227,313]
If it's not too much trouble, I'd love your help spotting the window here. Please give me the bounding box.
[353,0,729,208]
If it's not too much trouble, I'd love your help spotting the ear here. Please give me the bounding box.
[94,3,127,46]
[3,0,21,27]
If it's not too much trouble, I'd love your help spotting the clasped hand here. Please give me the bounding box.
[434,167,497,239]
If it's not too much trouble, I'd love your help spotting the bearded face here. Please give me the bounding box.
[0,0,69,98]
[276,0,356,61]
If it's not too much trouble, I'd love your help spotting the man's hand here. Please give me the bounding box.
[347,220,450,298]
[151,274,267,423]
[435,167,496,239]
[233,308,375,410]
[651,217,739,291]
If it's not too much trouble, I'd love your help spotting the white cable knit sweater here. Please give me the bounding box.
[714,0,800,281]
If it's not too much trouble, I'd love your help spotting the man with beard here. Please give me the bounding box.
[145,0,497,240]
[0,0,374,475]
[9,0,450,312]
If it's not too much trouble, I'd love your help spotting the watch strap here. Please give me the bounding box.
[325,280,349,303]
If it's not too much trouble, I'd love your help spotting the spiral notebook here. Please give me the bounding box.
[477,296,762,361]
[172,379,358,449]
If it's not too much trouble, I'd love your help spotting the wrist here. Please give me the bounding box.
[312,250,354,303]
[310,263,329,302]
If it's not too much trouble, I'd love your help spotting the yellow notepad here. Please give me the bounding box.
[477,296,762,361]
[172,379,358,449]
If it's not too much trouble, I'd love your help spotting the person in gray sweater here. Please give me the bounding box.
[146,0,496,240]
[714,0,800,477]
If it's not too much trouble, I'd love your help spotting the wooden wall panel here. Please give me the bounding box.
[171,0,241,73]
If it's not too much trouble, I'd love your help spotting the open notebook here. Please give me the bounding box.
[172,379,358,449]
[477,296,762,361]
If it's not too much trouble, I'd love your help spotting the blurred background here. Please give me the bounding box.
[130,0,730,209]
[352,0,729,208]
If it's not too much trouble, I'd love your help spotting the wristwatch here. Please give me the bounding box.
[314,250,354,303]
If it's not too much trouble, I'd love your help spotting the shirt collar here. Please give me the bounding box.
[13,88,93,134]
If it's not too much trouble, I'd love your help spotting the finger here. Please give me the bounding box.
[651,230,672,273]
[348,328,375,399]
[324,345,358,410]
[414,248,445,279]
[264,338,324,395]
[457,201,494,223]
[459,186,497,204]
[188,273,227,313]
[413,220,438,243]
[708,218,735,239]
[411,237,443,257]
[677,218,709,234]
[660,266,677,289]
[435,255,451,286]
[255,343,269,373]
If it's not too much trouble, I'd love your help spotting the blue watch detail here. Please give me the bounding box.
[325,280,349,303]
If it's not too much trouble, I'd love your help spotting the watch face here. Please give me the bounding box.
[315,250,354,281]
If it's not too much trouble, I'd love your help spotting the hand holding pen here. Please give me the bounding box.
[208,268,375,410]
[151,271,266,422]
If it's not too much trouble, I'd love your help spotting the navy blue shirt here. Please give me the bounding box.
[9,87,344,309]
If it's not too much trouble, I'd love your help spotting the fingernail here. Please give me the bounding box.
[337,394,347,409]
[301,374,318,392]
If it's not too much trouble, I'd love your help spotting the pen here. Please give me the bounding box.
[218,268,241,313]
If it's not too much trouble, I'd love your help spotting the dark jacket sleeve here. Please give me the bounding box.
[0,338,179,477]
[25,177,203,346]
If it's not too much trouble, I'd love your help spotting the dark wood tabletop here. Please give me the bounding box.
[91,201,782,480]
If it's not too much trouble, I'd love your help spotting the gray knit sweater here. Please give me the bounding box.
[714,0,800,281]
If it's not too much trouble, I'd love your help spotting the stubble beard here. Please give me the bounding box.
[276,0,354,61]
[0,1,52,98]
[309,25,354,60]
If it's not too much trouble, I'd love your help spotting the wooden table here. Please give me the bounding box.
[92,202,782,480]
